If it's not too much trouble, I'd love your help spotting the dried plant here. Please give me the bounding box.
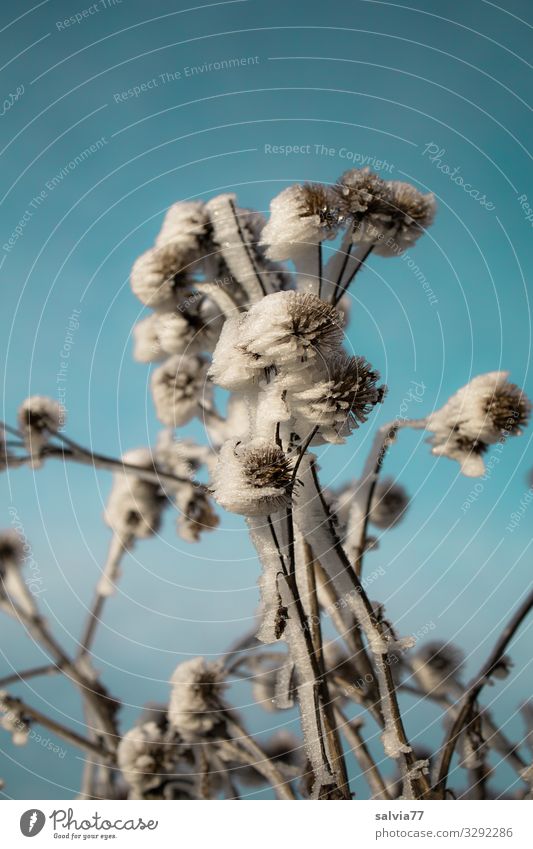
[1,169,532,801]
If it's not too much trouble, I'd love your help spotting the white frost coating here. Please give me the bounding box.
[239,291,343,372]
[117,720,179,797]
[277,573,336,794]
[261,184,339,261]
[247,516,287,644]
[381,726,412,759]
[194,281,241,319]
[155,311,198,355]
[274,657,296,709]
[426,371,530,477]
[203,394,251,448]
[132,314,165,363]
[155,200,208,256]
[104,448,164,540]
[293,455,415,770]
[212,439,291,516]
[208,315,261,390]
[151,354,210,427]
[205,194,266,304]
[251,379,291,442]
[168,657,226,739]
[130,245,185,311]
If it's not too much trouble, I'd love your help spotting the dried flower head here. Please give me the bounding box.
[17,396,63,464]
[426,372,531,477]
[290,353,385,442]
[335,167,390,217]
[155,200,209,257]
[104,448,166,540]
[175,485,219,543]
[130,245,192,311]
[241,291,343,370]
[168,658,227,739]
[261,183,343,261]
[372,181,436,256]
[212,439,293,516]
[369,478,410,528]
[412,641,464,695]
[155,430,207,480]
[117,720,181,798]
[338,173,435,255]
[151,354,210,427]
[132,314,165,363]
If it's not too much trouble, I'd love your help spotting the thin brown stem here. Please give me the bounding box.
[335,706,390,799]
[44,435,202,491]
[224,716,296,800]
[0,693,113,760]
[434,586,533,798]
[0,663,60,688]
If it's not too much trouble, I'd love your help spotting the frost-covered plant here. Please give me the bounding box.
[1,169,532,801]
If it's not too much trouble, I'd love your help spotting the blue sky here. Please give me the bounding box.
[1,0,532,799]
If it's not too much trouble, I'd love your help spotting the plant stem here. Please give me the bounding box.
[224,717,297,800]
[434,586,533,798]
[0,693,112,760]
[335,706,390,799]
[0,663,60,688]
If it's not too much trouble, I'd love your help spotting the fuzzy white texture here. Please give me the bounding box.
[117,720,178,795]
[205,194,269,303]
[241,291,343,372]
[261,184,340,261]
[426,371,531,477]
[104,448,164,540]
[155,430,208,480]
[208,315,262,390]
[247,517,289,644]
[372,182,436,257]
[132,314,165,363]
[155,310,198,355]
[168,658,226,739]
[155,200,208,256]
[17,396,63,462]
[204,394,251,448]
[289,353,384,444]
[130,245,189,311]
[151,354,210,427]
[380,727,412,760]
[212,438,292,516]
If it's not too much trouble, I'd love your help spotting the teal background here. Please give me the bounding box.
[0,0,532,799]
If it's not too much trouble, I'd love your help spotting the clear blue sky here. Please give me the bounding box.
[1,0,532,799]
